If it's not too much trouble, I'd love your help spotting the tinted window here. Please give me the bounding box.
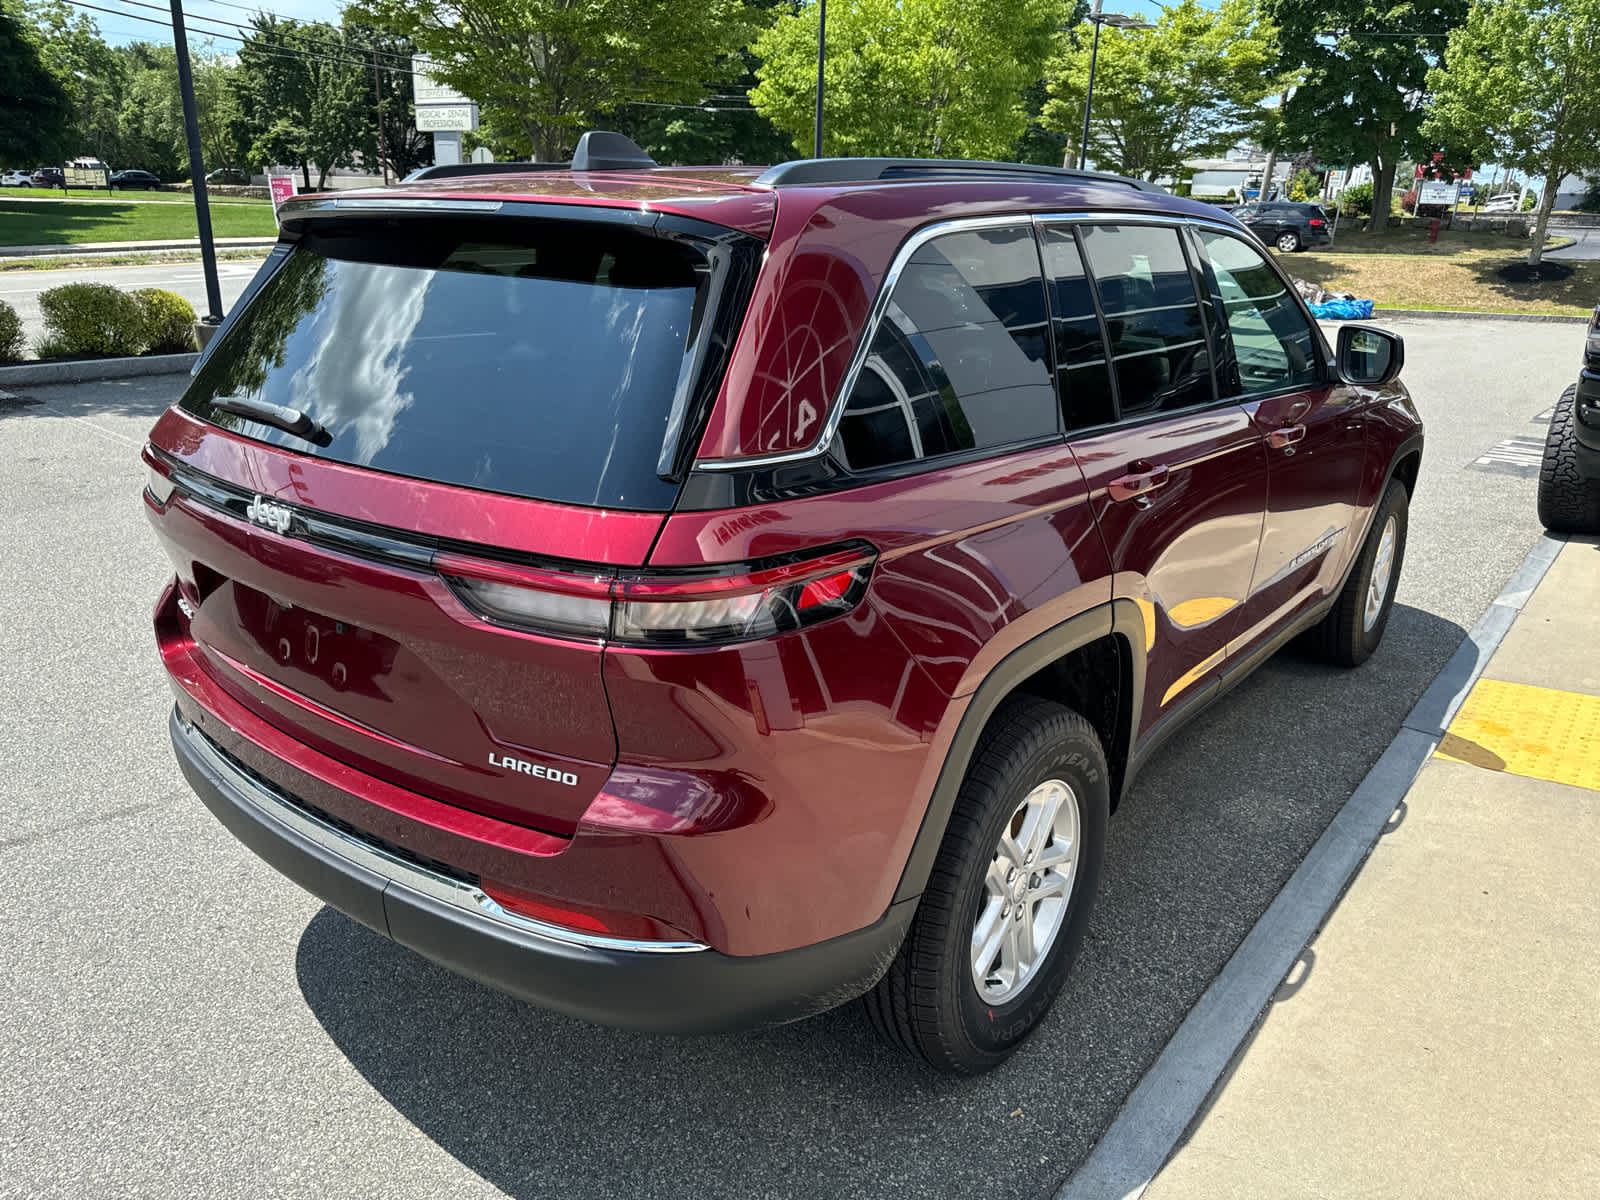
[1197,230,1320,395]
[835,225,1056,471]
[1039,226,1115,431]
[1078,224,1214,417]
[180,220,721,511]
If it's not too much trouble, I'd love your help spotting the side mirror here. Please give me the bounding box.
[1337,325,1405,387]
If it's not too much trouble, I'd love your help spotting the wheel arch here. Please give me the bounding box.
[891,600,1145,904]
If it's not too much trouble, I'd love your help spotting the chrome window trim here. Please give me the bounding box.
[692,208,1250,472]
[176,714,707,956]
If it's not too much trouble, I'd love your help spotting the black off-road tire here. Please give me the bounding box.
[863,696,1109,1075]
[1310,479,1409,667]
[1537,385,1600,534]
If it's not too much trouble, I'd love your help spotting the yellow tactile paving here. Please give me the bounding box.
[1435,678,1600,791]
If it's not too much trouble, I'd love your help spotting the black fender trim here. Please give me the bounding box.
[891,598,1146,904]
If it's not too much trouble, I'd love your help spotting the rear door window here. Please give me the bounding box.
[1076,223,1214,417]
[180,218,732,511]
[834,224,1057,471]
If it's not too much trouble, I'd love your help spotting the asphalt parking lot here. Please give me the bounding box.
[0,316,1578,1199]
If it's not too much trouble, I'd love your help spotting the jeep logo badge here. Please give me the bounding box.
[246,495,293,535]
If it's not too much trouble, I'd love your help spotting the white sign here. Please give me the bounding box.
[417,104,480,132]
[1417,179,1460,206]
[411,56,468,105]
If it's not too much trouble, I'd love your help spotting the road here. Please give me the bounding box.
[0,317,1580,1199]
[1547,226,1600,260]
[0,259,265,345]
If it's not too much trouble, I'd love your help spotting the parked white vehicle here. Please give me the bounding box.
[1,169,35,187]
[1483,193,1518,213]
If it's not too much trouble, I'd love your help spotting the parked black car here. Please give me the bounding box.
[110,169,162,190]
[1231,201,1332,253]
[31,167,65,187]
[1537,304,1600,533]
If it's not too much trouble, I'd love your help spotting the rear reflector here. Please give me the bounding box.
[438,542,876,646]
[479,878,694,941]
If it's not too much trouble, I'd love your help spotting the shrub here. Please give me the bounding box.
[1521,190,1538,212]
[133,288,197,353]
[0,300,24,364]
[1224,187,1238,202]
[36,283,148,356]
[1400,188,1418,215]
[1338,181,1375,219]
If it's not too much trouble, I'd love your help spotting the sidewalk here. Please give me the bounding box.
[1143,534,1600,1198]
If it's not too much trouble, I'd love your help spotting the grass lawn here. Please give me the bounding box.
[1277,226,1596,315]
[1,186,268,204]
[1316,223,1563,255]
[0,199,278,247]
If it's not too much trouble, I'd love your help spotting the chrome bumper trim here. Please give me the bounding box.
[176,714,707,955]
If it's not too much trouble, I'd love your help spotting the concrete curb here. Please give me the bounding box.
[0,353,197,386]
[1056,531,1568,1200]
[1375,308,1590,324]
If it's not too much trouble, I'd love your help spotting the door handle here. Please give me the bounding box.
[1108,464,1170,503]
[1268,424,1306,450]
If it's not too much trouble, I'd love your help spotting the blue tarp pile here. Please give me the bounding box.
[1306,298,1375,319]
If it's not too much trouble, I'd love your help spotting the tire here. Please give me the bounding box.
[1276,230,1302,253]
[1536,384,1600,534]
[1310,479,1409,667]
[863,695,1109,1074]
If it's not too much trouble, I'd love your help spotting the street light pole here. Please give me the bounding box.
[168,0,223,329]
[1074,1,1154,172]
[813,0,827,158]
[1078,2,1103,171]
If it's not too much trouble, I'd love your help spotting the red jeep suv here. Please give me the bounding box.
[144,133,1421,1073]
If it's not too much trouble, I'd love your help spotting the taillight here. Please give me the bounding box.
[436,553,613,639]
[1308,218,1325,227]
[437,542,876,646]
[143,448,176,507]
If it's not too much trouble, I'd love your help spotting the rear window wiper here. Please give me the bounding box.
[212,397,332,447]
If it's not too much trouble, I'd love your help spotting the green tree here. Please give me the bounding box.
[346,0,758,160]
[1268,0,1468,237]
[342,21,430,178]
[1042,0,1281,181]
[751,0,1064,160]
[235,18,369,188]
[0,4,71,164]
[18,0,127,163]
[1423,0,1600,264]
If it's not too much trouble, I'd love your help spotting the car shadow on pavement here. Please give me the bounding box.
[295,600,1468,1200]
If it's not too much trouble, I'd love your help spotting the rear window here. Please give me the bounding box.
[181,218,725,511]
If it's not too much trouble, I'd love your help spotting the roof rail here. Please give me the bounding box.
[753,158,1164,192]
[403,160,568,182]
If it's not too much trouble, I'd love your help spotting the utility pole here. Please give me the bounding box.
[168,0,223,332]
[813,0,827,158]
[372,48,390,186]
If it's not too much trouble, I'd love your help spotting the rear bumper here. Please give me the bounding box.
[170,707,913,1033]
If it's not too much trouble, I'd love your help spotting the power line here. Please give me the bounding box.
[100,0,417,66]
[61,0,419,75]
